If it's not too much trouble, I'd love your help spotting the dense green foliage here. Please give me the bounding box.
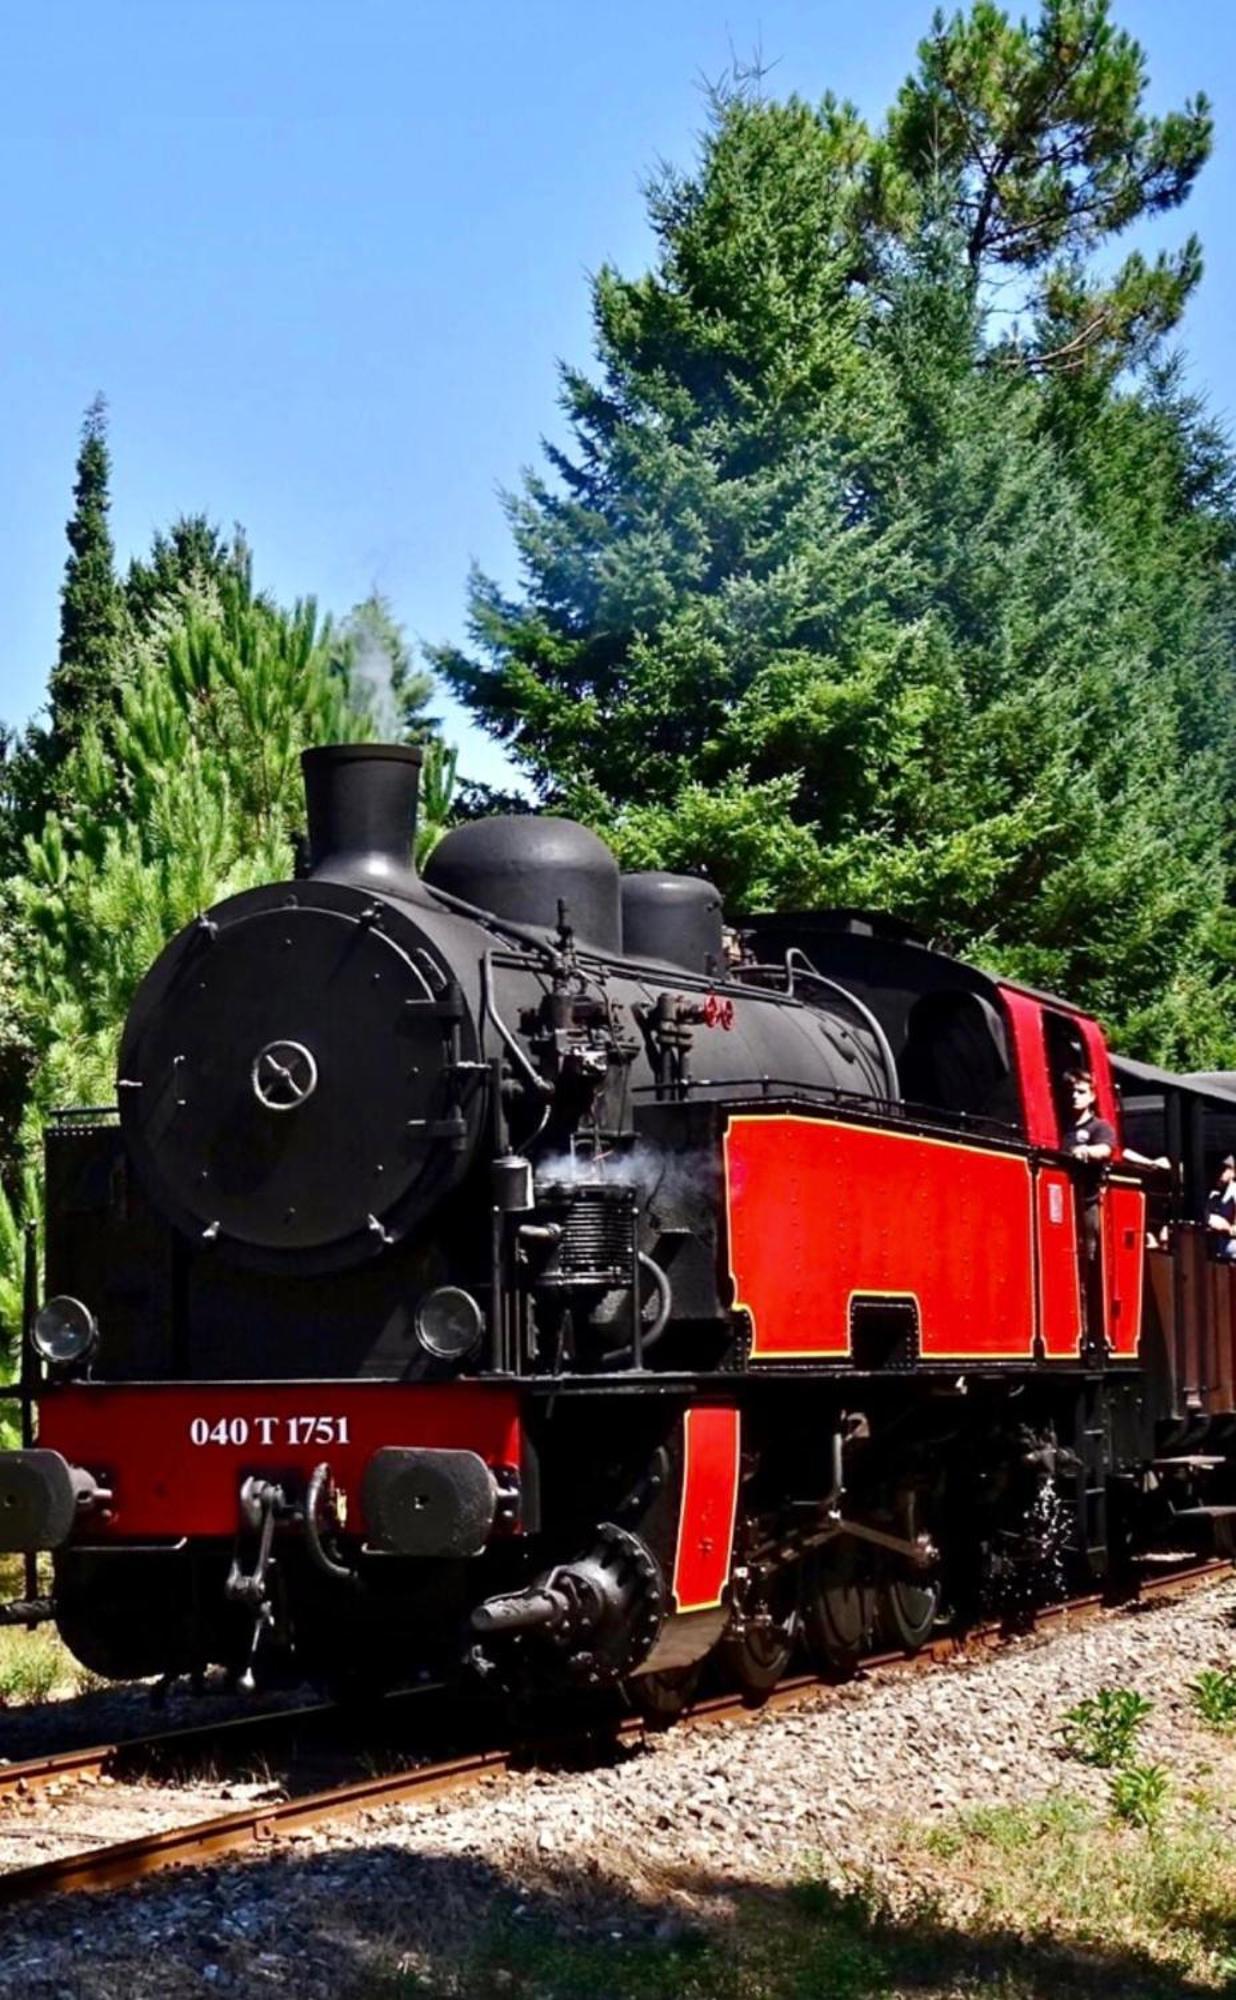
[0,419,454,1364]
[328,590,438,743]
[436,1,1236,1065]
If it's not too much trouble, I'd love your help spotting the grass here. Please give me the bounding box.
[339,1662,1236,2000]
[348,1785,1236,2000]
[0,1627,64,1703]
[0,1550,98,1702]
[912,1789,1236,1989]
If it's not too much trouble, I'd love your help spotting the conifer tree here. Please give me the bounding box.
[437,52,1236,1065]
[124,514,253,631]
[329,592,438,741]
[50,396,124,749]
[0,542,456,1378]
[885,0,1212,371]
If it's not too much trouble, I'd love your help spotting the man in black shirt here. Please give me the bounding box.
[1207,1155,1236,1263]
[1064,1070,1116,1337]
[1065,1070,1117,1172]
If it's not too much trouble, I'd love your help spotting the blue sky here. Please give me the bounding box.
[1,0,1232,786]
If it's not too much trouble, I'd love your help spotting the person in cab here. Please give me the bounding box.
[1064,1071,1116,1329]
[1207,1154,1236,1263]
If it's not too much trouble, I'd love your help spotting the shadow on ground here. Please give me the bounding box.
[1,1827,1231,2000]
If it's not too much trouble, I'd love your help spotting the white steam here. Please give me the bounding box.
[533,1141,709,1220]
[350,630,401,740]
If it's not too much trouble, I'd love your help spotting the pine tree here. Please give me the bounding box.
[885,1,1212,372]
[433,91,886,814]
[0,559,377,1360]
[49,396,124,749]
[124,514,253,631]
[0,534,458,1378]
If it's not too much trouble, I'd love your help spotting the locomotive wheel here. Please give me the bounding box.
[802,1550,869,1680]
[876,1575,940,1654]
[721,1577,800,1703]
[628,1665,702,1730]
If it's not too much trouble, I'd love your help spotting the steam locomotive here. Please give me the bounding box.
[4,741,1236,1712]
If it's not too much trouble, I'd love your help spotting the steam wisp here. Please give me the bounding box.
[533,1141,708,1221]
[350,629,402,741]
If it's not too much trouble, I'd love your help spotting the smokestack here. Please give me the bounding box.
[301,742,427,900]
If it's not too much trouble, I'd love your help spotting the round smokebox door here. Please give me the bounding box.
[119,897,479,1268]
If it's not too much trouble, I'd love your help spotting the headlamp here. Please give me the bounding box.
[31,1295,98,1367]
[414,1285,483,1361]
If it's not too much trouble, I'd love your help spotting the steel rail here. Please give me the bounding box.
[1,1560,1229,1909]
[0,1698,340,1800]
[0,1743,509,1905]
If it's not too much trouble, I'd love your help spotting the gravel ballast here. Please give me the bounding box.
[2,1578,1236,1997]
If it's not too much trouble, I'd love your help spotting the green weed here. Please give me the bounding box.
[1061,1686,1153,1767]
[1188,1665,1236,1728]
[1108,1761,1171,1829]
[915,1790,1236,1987]
[353,1842,1236,2000]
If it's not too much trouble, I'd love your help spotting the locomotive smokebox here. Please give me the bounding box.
[302,741,425,899]
[117,737,486,1274]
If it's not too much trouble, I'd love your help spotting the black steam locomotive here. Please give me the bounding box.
[4,742,1235,1711]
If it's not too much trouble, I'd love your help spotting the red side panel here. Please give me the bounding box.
[38,1382,523,1540]
[999,988,1058,1149]
[1103,1184,1145,1358]
[1076,1014,1121,1142]
[1037,1166,1083,1358]
[672,1406,740,1612]
[725,1114,1035,1360]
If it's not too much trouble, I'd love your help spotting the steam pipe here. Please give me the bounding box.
[481,952,553,1101]
[782,950,900,1101]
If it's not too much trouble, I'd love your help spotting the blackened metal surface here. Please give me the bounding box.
[45,1121,173,1379]
[621,873,724,974]
[0,1450,78,1552]
[425,815,622,952]
[302,741,430,901]
[742,917,1020,1134]
[362,1446,498,1556]
[533,1182,637,1286]
[117,879,485,1273]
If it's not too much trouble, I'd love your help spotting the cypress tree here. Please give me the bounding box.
[50,395,123,751]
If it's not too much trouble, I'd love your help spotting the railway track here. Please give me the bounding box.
[1,1559,1229,1909]
[0,1679,466,1802]
[0,1699,338,1801]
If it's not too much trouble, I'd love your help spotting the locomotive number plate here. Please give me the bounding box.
[188,1415,351,1448]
